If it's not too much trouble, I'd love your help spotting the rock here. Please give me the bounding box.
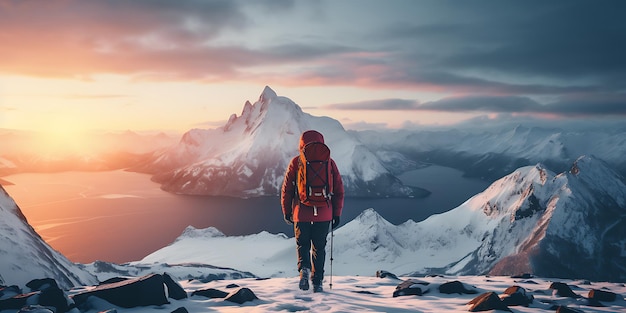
[162,273,187,300]
[555,306,585,313]
[191,288,229,299]
[225,284,239,288]
[467,292,511,312]
[17,305,55,313]
[393,279,429,297]
[0,292,39,311]
[499,286,533,306]
[26,279,58,291]
[439,281,478,295]
[38,285,70,313]
[224,287,258,304]
[0,285,22,298]
[588,289,617,302]
[171,307,189,313]
[72,274,168,308]
[376,270,398,279]
[510,273,533,279]
[99,277,129,285]
[549,282,580,298]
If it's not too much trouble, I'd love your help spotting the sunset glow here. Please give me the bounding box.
[0,0,624,141]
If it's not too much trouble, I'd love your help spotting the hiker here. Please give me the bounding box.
[281,130,344,293]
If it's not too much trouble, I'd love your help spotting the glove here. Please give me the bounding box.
[331,216,340,230]
[284,213,293,225]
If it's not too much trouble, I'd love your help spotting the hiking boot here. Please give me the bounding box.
[313,284,323,293]
[299,268,310,291]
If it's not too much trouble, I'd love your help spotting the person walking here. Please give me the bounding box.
[281,130,344,292]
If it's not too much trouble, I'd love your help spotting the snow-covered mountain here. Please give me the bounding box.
[0,185,97,289]
[137,155,626,282]
[137,86,419,198]
[354,125,626,179]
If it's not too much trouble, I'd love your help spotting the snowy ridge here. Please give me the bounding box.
[136,156,626,281]
[141,86,416,197]
[354,125,626,179]
[0,186,97,289]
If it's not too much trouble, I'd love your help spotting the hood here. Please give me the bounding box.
[299,130,325,150]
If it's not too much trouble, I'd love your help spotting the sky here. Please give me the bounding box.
[1,0,625,140]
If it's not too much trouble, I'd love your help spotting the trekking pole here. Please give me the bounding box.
[329,224,334,290]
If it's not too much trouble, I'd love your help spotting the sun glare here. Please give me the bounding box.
[34,126,93,156]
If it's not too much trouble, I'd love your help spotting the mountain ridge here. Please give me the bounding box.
[138,86,421,198]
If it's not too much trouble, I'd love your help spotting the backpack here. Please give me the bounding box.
[296,141,334,209]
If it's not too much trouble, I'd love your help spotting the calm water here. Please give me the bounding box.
[2,166,490,263]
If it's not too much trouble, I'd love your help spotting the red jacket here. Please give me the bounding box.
[281,130,344,222]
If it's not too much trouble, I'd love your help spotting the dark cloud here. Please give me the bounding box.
[327,94,626,117]
[327,99,419,110]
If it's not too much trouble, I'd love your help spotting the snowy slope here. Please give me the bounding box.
[140,86,416,197]
[137,155,626,282]
[0,185,97,289]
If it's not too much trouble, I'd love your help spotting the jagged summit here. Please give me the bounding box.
[259,85,278,103]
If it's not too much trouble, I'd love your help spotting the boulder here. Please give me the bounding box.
[191,288,228,299]
[0,292,39,311]
[499,286,533,306]
[72,274,168,308]
[393,279,429,297]
[0,285,22,299]
[163,273,187,300]
[17,305,55,313]
[588,289,617,302]
[467,292,511,312]
[438,280,478,295]
[171,307,189,313]
[25,279,58,291]
[549,282,580,298]
[224,288,258,304]
[376,270,398,279]
[555,306,585,313]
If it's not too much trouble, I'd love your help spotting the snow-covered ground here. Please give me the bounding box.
[67,274,626,313]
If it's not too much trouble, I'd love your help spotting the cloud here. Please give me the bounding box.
[326,99,419,110]
[0,0,624,105]
[326,94,626,117]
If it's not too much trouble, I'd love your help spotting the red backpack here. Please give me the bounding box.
[296,141,334,208]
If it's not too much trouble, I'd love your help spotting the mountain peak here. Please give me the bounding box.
[259,86,277,103]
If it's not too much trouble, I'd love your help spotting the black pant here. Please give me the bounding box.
[294,221,330,285]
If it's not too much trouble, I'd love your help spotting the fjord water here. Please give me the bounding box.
[3,166,490,263]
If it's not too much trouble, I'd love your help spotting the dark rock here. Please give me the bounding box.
[376,270,398,279]
[191,288,228,299]
[38,285,70,313]
[0,292,39,311]
[100,277,129,285]
[0,285,22,298]
[72,274,168,308]
[393,279,429,297]
[17,305,55,313]
[438,280,478,295]
[500,286,533,306]
[555,306,585,313]
[171,307,189,313]
[585,298,605,307]
[26,279,58,291]
[549,282,580,298]
[224,287,258,304]
[353,290,376,295]
[467,292,511,312]
[163,273,187,300]
[588,289,617,302]
[511,273,533,279]
[226,284,239,288]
